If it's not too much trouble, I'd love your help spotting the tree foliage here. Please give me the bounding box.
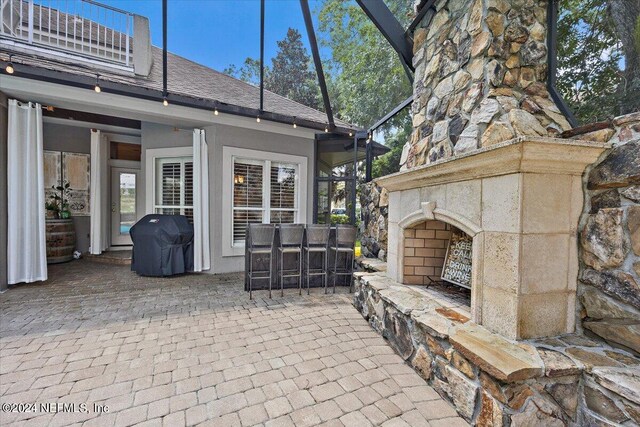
[371,113,411,178]
[317,0,413,130]
[557,0,640,123]
[317,0,414,178]
[223,58,261,86]
[223,28,321,110]
[557,0,622,123]
[266,28,321,110]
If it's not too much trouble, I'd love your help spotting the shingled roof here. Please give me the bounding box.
[0,45,353,130]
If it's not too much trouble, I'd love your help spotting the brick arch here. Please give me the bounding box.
[398,202,482,237]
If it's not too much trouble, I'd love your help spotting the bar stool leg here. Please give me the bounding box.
[323,251,327,293]
[249,252,253,300]
[349,252,354,293]
[268,252,273,299]
[298,252,302,296]
[307,251,311,295]
[333,249,338,294]
[280,252,284,297]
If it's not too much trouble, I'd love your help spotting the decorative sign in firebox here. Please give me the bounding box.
[441,228,472,289]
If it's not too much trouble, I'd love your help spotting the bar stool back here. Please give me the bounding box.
[247,224,276,299]
[304,224,331,295]
[330,224,357,293]
[278,224,305,296]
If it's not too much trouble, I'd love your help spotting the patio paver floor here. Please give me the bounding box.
[0,260,467,426]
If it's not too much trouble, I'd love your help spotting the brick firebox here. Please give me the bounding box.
[403,220,451,285]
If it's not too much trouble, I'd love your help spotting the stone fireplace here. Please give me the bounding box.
[354,0,639,424]
[374,0,615,341]
[381,137,607,340]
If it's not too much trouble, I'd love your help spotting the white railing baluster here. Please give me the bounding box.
[110,9,113,60]
[17,0,22,39]
[27,0,33,43]
[125,14,129,66]
[64,0,68,48]
[2,0,134,67]
[87,3,91,55]
[48,0,51,44]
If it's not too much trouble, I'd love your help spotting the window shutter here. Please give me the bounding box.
[184,161,194,223]
[154,157,194,221]
[270,163,297,224]
[161,162,181,208]
[233,160,264,244]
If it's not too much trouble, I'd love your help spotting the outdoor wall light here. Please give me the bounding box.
[325,124,329,132]
[348,131,353,137]
[256,115,261,123]
[292,117,297,128]
[5,55,14,74]
[163,96,169,107]
[214,107,219,116]
[94,74,101,93]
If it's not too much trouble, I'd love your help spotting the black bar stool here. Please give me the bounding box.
[277,224,305,297]
[329,224,357,293]
[304,224,331,295]
[247,224,275,299]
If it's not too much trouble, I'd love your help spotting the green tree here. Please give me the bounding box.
[265,28,321,110]
[607,0,640,115]
[557,0,640,123]
[318,0,413,177]
[223,58,262,86]
[371,114,411,178]
[317,0,413,130]
[224,28,321,109]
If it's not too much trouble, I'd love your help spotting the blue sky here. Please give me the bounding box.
[98,0,327,72]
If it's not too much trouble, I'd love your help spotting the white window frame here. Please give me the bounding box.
[222,146,307,257]
[145,147,193,215]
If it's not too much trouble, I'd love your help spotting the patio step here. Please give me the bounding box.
[86,250,132,265]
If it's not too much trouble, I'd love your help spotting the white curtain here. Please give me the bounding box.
[193,129,211,272]
[89,129,108,254]
[7,99,47,284]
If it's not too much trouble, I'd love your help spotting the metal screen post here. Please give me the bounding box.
[259,0,265,112]
[350,134,358,225]
[162,0,167,98]
[365,138,373,183]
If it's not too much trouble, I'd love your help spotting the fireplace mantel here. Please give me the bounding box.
[376,137,609,193]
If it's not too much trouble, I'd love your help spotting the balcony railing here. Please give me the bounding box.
[1,0,133,67]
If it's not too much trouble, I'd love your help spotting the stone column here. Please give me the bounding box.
[405,0,572,170]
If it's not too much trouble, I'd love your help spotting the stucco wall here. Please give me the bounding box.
[141,121,315,274]
[42,122,91,253]
[140,121,192,224]
[206,123,315,274]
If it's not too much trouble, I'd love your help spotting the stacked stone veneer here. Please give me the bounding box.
[576,112,640,356]
[403,220,451,285]
[359,182,389,260]
[402,0,571,170]
[354,272,640,426]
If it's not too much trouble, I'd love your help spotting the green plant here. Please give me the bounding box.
[330,214,350,225]
[47,180,72,218]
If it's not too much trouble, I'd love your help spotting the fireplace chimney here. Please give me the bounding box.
[403,0,572,170]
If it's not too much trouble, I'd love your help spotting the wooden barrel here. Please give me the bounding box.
[46,219,76,264]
